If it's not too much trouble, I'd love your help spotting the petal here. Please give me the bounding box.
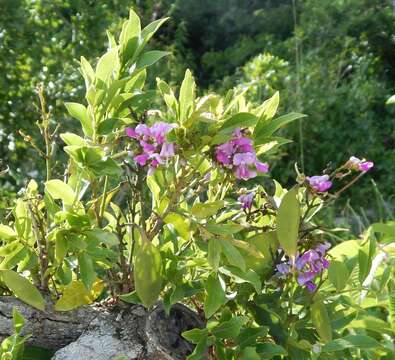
[135,124,151,137]
[233,152,256,166]
[358,161,374,172]
[134,153,149,166]
[160,142,175,157]
[255,161,269,173]
[125,127,139,138]
[140,140,156,153]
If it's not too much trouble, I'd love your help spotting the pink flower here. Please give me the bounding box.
[238,192,255,210]
[125,127,139,139]
[235,165,257,180]
[306,175,332,192]
[276,242,330,292]
[125,122,177,174]
[134,154,150,166]
[359,161,374,172]
[150,122,177,144]
[233,152,256,166]
[215,129,269,180]
[160,142,175,157]
[255,161,269,173]
[347,156,374,172]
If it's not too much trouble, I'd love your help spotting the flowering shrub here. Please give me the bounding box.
[0,9,394,360]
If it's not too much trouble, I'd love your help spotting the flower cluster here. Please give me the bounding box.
[306,175,332,192]
[215,129,269,180]
[238,192,255,210]
[276,242,330,292]
[125,122,177,175]
[347,156,374,172]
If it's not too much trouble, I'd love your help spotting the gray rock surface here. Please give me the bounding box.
[0,297,204,360]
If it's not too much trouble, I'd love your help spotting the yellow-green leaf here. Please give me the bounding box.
[311,298,332,343]
[55,280,103,311]
[134,241,163,308]
[45,179,76,206]
[0,270,45,311]
[0,225,16,241]
[191,201,224,219]
[277,187,300,257]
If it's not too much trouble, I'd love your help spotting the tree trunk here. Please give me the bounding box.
[0,296,205,360]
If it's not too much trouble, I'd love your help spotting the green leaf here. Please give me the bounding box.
[206,222,243,235]
[80,56,95,88]
[311,298,332,343]
[212,316,246,339]
[0,270,45,311]
[254,112,306,144]
[236,326,268,348]
[119,290,141,304]
[218,239,246,272]
[186,336,207,360]
[55,231,68,263]
[386,95,395,105]
[277,187,300,257]
[136,50,169,69]
[358,248,369,284]
[240,347,260,360]
[60,132,87,146]
[219,266,261,293]
[179,69,196,123]
[254,91,279,135]
[12,308,25,334]
[328,260,349,291]
[182,328,209,344]
[164,212,190,240]
[64,102,93,138]
[45,180,76,206]
[139,17,169,56]
[54,280,103,311]
[134,241,163,308]
[78,253,96,290]
[204,273,227,318]
[256,343,288,358]
[119,9,140,46]
[388,279,395,330]
[260,91,279,119]
[95,48,118,83]
[157,78,178,116]
[321,335,382,352]
[219,112,258,133]
[208,239,221,271]
[191,201,224,219]
[0,225,16,241]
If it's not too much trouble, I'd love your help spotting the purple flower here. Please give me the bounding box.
[235,164,257,180]
[233,152,256,166]
[238,192,255,210]
[215,129,269,180]
[125,122,177,174]
[275,242,330,292]
[160,142,175,157]
[125,127,139,139]
[297,271,316,286]
[276,263,291,275]
[216,150,231,165]
[306,175,332,192]
[150,122,177,144]
[347,156,374,172]
[255,161,269,173]
[134,154,149,166]
[305,282,317,292]
[359,161,374,172]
